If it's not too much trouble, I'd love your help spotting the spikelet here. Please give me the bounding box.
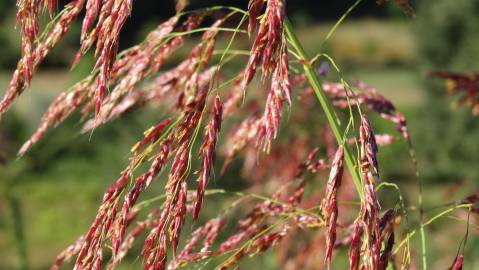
[358,115,381,270]
[244,0,286,88]
[321,146,344,267]
[50,235,85,270]
[193,96,223,220]
[257,47,292,151]
[349,221,362,270]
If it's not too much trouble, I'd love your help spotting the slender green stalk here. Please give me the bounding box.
[393,204,472,254]
[319,0,363,52]
[284,18,364,200]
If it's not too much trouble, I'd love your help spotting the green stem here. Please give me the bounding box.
[393,204,472,255]
[284,18,364,200]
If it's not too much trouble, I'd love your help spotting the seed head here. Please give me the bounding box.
[321,146,344,267]
[449,254,464,270]
[193,96,223,220]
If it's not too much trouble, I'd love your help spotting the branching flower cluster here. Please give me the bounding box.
[1,0,477,270]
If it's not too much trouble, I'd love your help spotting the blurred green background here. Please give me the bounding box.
[0,0,478,269]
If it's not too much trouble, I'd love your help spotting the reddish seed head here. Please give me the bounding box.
[243,0,286,92]
[321,146,344,267]
[360,115,379,175]
[450,255,464,270]
[248,0,265,36]
[193,96,223,220]
[0,1,85,121]
[349,222,361,270]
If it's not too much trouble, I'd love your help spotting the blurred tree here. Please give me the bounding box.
[415,0,479,182]
[0,0,390,68]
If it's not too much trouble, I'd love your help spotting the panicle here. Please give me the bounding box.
[257,48,292,152]
[217,225,261,255]
[347,134,397,148]
[247,0,265,36]
[168,218,224,269]
[107,211,158,269]
[142,79,212,270]
[18,78,91,156]
[73,113,172,269]
[142,210,169,270]
[74,171,130,270]
[356,81,410,141]
[193,96,223,220]
[219,226,289,269]
[0,1,85,121]
[16,0,58,82]
[91,15,186,124]
[321,81,410,141]
[243,0,286,90]
[21,13,204,153]
[112,138,172,256]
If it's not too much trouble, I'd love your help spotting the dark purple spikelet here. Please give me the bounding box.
[193,96,223,220]
[378,209,396,234]
[379,231,394,270]
[321,146,344,267]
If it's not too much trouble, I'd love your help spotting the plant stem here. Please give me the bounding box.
[284,18,364,200]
